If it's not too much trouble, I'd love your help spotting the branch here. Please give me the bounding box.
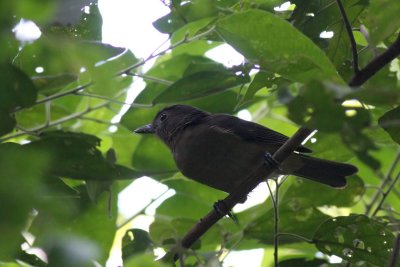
[167,127,313,261]
[117,25,216,76]
[389,235,400,267]
[371,170,400,217]
[365,150,400,216]
[267,179,280,267]
[336,0,359,73]
[0,90,127,142]
[349,33,400,87]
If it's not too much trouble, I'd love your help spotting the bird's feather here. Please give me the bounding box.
[202,114,312,153]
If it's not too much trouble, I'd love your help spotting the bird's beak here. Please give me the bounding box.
[134,124,155,134]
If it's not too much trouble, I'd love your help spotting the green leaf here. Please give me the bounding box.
[122,229,154,260]
[0,143,49,259]
[124,254,169,267]
[291,0,367,78]
[283,175,365,207]
[75,2,103,41]
[0,62,37,111]
[132,135,177,173]
[26,131,142,181]
[153,0,218,34]
[364,0,400,45]
[243,198,330,245]
[0,111,16,137]
[279,258,329,267]
[216,10,342,83]
[153,70,249,104]
[378,107,400,145]
[239,71,271,106]
[32,74,77,95]
[171,17,215,45]
[313,215,395,266]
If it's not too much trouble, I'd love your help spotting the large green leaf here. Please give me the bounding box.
[131,135,177,173]
[291,0,367,76]
[216,10,342,83]
[0,62,37,111]
[283,175,365,208]
[364,0,400,45]
[0,111,16,137]
[26,131,142,181]
[378,107,400,145]
[152,70,249,104]
[0,143,49,259]
[313,215,395,266]
[243,198,330,245]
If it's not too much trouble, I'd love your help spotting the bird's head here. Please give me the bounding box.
[134,105,208,148]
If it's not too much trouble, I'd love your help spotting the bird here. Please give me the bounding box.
[134,104,357,194]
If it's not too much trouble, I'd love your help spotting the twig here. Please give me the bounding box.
[117,189,170,229]
[74,92,152,108]
[336,0,359,73]
[359,25,378,57]
[117,26,216,76]
[388,235,400,267]
[0,90,127,142]
[276,233,313,243]
[126,72,173,86]
[349,33,400,86]
[371,170,400,217]
[365,150,400,216]
[267,179,280,267]
[13,83,92,113]
[164,127,313,262]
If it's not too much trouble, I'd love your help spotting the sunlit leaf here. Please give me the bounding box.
[216,10,342,83]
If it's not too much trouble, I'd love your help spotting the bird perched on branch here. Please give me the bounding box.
[135,105,357,194]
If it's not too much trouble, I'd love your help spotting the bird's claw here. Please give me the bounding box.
[264,152,281,170]
[213,200,239,224]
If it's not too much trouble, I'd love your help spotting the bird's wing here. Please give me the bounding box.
[203,114,312,153]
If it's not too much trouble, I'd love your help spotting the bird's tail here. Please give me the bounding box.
[282,154,357,188]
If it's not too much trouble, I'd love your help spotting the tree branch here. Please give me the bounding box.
[371,170,400,217]
[389,235,400,267]
[167,127,313,261]
[349,33,400,87]
[365,149,400,216]
[336,0,359,73]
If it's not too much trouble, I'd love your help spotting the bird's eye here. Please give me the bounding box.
[160,113,167,122]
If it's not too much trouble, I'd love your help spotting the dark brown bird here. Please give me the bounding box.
[135,105,357,194]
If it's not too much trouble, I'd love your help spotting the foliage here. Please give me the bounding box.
[0,0,399,266]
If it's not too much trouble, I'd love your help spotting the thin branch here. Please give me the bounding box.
[365,150,400,216]
[389,235,400,267]
[126,72,173,86]
[163,127,313,262]
[349,33,400,87]
[372,170,400,217]
[117,189,170,229]
[13,83,92,112]
[359,25,378,57]
[276,233,313,243]
[273,179,279,267]
[336,0,359,73]
[74,92,152,108]
[117,25,216,76]
[0,90,126,142]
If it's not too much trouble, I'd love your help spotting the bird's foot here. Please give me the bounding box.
[264,152,281,170]
[213,200,239,224]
